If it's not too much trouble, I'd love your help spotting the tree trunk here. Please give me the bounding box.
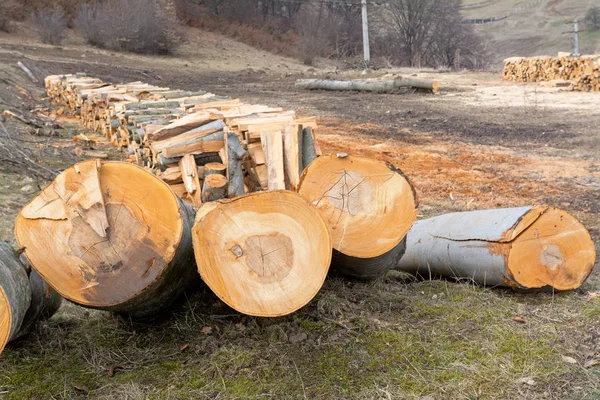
[295,78,439,93]
[0,242,31,354]
[15,160,198,317]
[202,174,228,202]
[395,206,596,290]
[298,154,418,280]
[191,191,332,317]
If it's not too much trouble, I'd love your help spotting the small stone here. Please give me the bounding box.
[288,330,307,344]
[21,185,33,192]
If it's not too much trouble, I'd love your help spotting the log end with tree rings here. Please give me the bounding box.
[192,190,332,317]
[0,243,31,355]
[298,155,418,280]
[504,206,596,290]
[15,160,197,317]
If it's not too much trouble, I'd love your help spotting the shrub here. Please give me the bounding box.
[585,6,600,31]
[0,3,12,32]
[30,8,68,45]
[74,0,180,54]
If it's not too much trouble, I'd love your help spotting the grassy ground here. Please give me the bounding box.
[2,275,599,399]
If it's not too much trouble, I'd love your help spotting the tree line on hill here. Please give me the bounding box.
[0,0,492,69]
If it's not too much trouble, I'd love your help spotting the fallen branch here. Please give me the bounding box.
[17,61,39,84]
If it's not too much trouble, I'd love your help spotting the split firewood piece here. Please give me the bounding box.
[260,130,285,190]
[0,243,31,354]
[15,161,197,317]
[148,111,213,141]
[395,206,596,290]
[158,166,183,184]
[150,120,225,153]
[201,174,228,202]
[13,255,62,340]
[204,162,226,176]
[282,125,302,191]
[161,130,225,159]
[179,154,202,206]
[298,154,418,280]
[191,191,332,316]
[226,130,247,197]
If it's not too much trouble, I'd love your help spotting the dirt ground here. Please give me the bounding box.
[0,29,599,399]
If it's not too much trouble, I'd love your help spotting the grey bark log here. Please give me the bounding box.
[0,242,31,345]
[227,131,248,197]
[301,127,317,168]
[295,78,439,93]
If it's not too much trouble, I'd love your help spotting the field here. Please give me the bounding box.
[463,0,600,65]
[0,24,599,399]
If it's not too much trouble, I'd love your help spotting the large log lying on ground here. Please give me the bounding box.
[15,160,197,317]
[192,191,332,316]
[295,78,439,93]
[395,206,596,290]
[0,243,31,354]
[298,154,418,280]
[0,243,62,354]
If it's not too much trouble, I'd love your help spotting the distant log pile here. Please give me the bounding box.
[503,55,600,91]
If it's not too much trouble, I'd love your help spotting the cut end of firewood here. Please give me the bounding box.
[0,286,10,354]
[506,207,596,290]
[192,190,332,317]
[298,155,418,260]
[15,161,187,310]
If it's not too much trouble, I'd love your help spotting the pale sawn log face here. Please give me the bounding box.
[192,191,332,317]
[298,155,418,259]
[15,161,192,312]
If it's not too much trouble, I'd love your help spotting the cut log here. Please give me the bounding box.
[260,130,285,190]
[0,243,31,354]
[148,111,213,141]
[15,161,198,317]
[191,191,332,316]
[15,264,62,339]
[179,154,202,206]
[295,78,439,93]
[226,130,247,197]
[204,162,227,176]
[395,206,596,290]
[202,174,228,202]
[298,155,418,279]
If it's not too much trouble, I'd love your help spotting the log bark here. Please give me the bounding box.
[15,160,198,317]
[282,125,301,190]
[298,155,418,280]
[395,206,596,290]
[202,174,228,202]
[191,191,332,316]
[301,127,317,169]
[226,130,247,197]
[295,78,439,93]
[0,243,31,354]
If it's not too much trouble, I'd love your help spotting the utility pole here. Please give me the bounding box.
[574,19,580,56]
[361,0,370,62]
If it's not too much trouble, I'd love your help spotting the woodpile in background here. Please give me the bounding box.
[503,54,600,92]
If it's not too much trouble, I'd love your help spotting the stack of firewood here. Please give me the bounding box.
[44,74,321,206]
[503,54,600,91]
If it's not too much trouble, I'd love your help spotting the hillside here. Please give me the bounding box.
[463,0,600,65]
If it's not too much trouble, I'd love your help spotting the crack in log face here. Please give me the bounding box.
[317,169,371,220]
[68,203,165,303]
[244,233,293,283]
